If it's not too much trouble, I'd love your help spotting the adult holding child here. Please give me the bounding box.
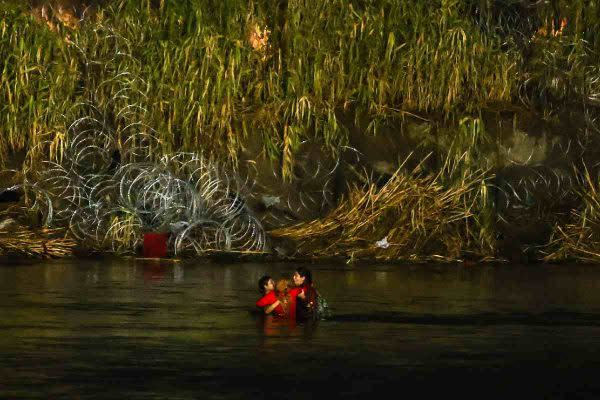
[255,276,286,318]
[256,267,321,322]
[256,275,294,316]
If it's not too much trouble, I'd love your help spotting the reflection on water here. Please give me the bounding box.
[2,258,600,398]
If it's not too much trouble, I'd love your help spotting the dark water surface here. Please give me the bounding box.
[2,259,600,399]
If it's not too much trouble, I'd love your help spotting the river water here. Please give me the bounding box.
[1,258,600,399]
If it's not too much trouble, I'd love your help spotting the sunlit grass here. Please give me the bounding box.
[270,155,498,262]
[3,1,600,260]
[544,166,600,262]
[5,1,600,168]
[0,0,521,168]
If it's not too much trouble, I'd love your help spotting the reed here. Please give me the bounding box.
[6,1,600,169]
[4,1,600,261]
[544,166,600,262]
[270,159,496,262]
[0,225,76,258]
[0,0,520,169]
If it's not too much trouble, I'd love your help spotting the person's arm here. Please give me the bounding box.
[256,293,273,308]
[298,284,315,300]
[264,300,280,314]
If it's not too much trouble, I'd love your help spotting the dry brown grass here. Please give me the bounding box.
[0,204,75,258]
[0,225,76,258]
[544,167,600,262]
[270,164,491,262]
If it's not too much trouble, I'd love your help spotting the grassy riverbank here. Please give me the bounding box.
[2,1,600,262]
[1,0,521,166]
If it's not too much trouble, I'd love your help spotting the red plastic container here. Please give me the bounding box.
[143,232,168,258]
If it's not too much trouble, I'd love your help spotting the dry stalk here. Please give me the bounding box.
[543,167,600,262]
[270,168,487,262]
[0,226,76,258]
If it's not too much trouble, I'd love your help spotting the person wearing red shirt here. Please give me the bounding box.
[256,275,286,317]
[289,267,318,322]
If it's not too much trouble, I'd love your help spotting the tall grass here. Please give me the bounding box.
[544,166,600,262]
[4,1,600,261]
[270,158,496,262]
[0,0,520,169]
[6,1,600,169]
[0,7,76,165]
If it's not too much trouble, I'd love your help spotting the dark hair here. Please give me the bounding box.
[258,275,271,294]
[295,267,312,285]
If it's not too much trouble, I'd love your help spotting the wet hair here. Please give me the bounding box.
[258,275,272,294]
[295,267,312,285]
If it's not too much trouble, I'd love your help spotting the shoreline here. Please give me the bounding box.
[1,249,585,266]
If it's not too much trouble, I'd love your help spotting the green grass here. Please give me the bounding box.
[5,1,600,169]
[3,0,600,260]
[0,0,523,168]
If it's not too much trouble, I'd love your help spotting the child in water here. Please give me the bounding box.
[256,270,328,321]
[255,275,287,318]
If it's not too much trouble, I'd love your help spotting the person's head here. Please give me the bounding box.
[292,267,312,287]
[258,275,275,294]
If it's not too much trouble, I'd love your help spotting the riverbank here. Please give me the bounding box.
[3,1,600,262]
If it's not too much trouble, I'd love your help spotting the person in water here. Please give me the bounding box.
[289,267,318,321]
[255,275,286,317]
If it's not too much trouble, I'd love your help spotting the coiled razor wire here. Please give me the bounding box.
[23,122,265,255]
[18,27,265,256]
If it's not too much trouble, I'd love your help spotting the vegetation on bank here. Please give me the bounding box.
[544,167,600,262]
[271,159,497,262]
[0,207,75,257]
[2,1,600,261]
[0,0,540,165]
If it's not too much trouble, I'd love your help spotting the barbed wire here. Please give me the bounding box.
[18,26,265,256]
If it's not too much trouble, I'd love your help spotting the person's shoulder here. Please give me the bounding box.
[289,287,302,296]
[261,291,276,300]
[256,291,276,307]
